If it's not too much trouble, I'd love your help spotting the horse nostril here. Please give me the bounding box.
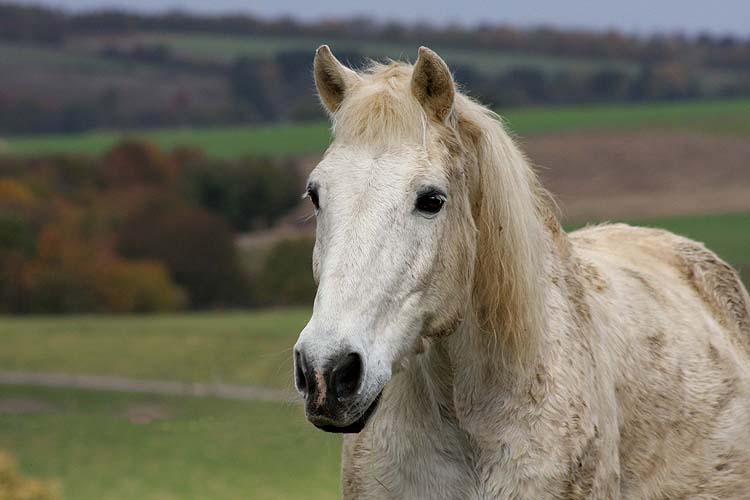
[295,349,309,394]
[331,352,363,400]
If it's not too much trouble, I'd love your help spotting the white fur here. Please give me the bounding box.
[296,47,750,499]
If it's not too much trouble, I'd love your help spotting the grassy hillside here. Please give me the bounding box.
[4,99,750,158]
[0,41,237,134]
[0,386,339,500]
[106,32,638,76]
[0,309,308,390]
[502,99,750,136]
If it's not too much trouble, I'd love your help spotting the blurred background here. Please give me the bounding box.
[0,1,748,498]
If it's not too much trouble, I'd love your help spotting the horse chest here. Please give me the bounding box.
[343,423,574,500]
[342,364,616,500]
[343,419,482,500]
[342,398,560,500]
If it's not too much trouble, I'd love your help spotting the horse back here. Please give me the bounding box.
[572,222,750,352]
[570,222,750,498]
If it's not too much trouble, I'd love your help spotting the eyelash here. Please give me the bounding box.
[307,186,320,210]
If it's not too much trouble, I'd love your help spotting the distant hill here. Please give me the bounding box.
[0,2,749,135]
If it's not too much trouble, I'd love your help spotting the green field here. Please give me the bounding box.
[0,309,308,390]
[4,99,750,158]
[0,386,340,500]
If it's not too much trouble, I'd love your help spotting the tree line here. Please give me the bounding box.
[2,45,747,135]
[2,3,749,67]
[0,2,748,135]
[0,141,315,313]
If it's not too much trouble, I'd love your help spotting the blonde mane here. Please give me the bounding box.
[331,60,552,367]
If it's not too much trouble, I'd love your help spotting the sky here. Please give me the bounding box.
[15,0,750,37]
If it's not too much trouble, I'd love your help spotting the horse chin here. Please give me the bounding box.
[315,390,383,434]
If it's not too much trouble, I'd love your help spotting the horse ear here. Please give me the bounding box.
[314,45,361,115]
[411,47,455,121]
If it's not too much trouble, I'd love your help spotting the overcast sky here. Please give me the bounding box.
[16,0,750,37]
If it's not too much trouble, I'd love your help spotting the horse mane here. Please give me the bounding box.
[455,95,552,368]
[330,60,555,368]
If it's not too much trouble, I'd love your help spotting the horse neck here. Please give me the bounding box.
[463,108,586,384]
[391,110,571,426]
[462,110,564,374]
[412,218,568,426]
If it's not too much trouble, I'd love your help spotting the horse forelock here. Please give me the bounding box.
[332,61,419,145]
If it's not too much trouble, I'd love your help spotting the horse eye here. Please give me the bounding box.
[307,187,320,210]
[415,190,445,215]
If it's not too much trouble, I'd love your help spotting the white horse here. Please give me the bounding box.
[293,46,750,499]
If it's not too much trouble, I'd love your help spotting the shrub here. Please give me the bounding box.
[100,140,178,189]
[0,213,34,254]
[0,179,35,207]
[89,258,186,313]
[0,252,30,313]
[23,255,184,314]
[0,450,59,500]
[249,236,316,306]
[20,221,185,314]
[21,262,86,313]
[181,156,304,231]
[117,201,246,308]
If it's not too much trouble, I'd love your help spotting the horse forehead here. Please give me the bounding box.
[320,146,432,187]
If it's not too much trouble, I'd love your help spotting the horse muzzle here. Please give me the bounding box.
[294,347,382,433]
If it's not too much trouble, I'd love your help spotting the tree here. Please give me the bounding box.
[588,69,630,101]
[249,237,316,306]
[117,200,247,308]
[181,156,303,231]
[229,57,283,121]
[100,140,178,189]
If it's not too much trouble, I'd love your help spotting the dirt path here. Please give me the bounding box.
[0,371,297,403]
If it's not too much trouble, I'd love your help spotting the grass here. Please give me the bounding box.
[0,386,340,500]
[4,99,750,159]
[501,99,750,136]
[0,121,333,159]
[0,309,308,390]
